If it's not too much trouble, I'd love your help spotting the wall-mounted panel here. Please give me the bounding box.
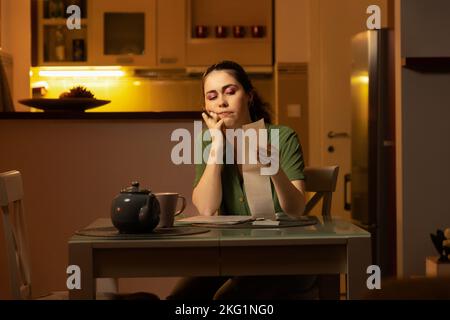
[402,0,450,57]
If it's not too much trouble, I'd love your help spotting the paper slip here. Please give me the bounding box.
[178,215,254,225]
[242,119,276,220]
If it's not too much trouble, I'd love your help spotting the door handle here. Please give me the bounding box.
[116,56,134,64]
[344,173,351,211]
[159,57,179,64]
[327,131,350,139]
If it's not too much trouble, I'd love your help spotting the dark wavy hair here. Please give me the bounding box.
[202,60,272,124]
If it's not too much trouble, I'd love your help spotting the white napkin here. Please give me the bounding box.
[241,119,276,220]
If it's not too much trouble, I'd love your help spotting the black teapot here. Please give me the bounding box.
[111,182,160,233]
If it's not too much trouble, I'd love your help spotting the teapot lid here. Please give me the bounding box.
[120,182,151,194]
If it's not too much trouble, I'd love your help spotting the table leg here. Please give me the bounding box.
[346,237,371,299]
[68,242,96,300]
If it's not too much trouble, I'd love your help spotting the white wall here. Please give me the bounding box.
[398,0,450,276]
[1,0,31,111]
[0,119,197,299]
[401,70,450,276]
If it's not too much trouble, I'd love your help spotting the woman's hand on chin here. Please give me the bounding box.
[202,110,224,130]
[202,110,226,141]
[202,111,227,156]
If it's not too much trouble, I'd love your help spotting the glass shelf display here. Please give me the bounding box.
[37,0,89,65]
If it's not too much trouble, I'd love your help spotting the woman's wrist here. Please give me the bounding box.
[206,145,224,167]
[269,166,283,182]
[207,135,224,164]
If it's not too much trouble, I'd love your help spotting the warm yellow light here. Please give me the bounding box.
[133,81,141,86]
[359,75,369,84]
[31,81,49,89]
[351,75,369,85]
[39,69,125,77]
[37,66,122,70]
[29,70,33,77]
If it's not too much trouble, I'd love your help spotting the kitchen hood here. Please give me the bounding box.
[133,66,274,79]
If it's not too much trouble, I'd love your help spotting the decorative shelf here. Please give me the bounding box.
[188,37,268,44]
[402,57,450,73]
[186,0,272,66]
[42,18,89,26]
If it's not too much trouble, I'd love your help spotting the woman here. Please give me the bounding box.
[167,61,317,300]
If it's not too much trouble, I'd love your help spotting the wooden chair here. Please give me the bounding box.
[303,166,339,218]
[303,165,340,299]
[0,170,119,300]
[0,170,33,299]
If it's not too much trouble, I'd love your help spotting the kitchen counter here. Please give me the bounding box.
[0,111,202,120]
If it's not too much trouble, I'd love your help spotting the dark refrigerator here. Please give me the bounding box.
[349,29,397,277]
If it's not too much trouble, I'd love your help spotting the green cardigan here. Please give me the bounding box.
[193,123,305,215]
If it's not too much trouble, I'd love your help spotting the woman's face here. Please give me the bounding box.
[203,70,252,129]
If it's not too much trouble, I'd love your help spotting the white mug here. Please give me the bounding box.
[155,193,186,228]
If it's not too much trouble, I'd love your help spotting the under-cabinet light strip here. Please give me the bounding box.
[38,70,125,77]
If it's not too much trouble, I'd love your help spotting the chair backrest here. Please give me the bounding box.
[303,166,339,217]
[0,170,32,299]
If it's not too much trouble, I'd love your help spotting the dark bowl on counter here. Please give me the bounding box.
[18,98,111,113]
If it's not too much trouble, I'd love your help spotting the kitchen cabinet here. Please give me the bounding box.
[157,0,186,68]
[186,0,273,68]
[34,0,184,68]
[275,0,309,63]
[35,0,89,65]
[89,0,157,66]
[33,0,273,68]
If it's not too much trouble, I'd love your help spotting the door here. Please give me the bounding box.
[309,0,388,219]
[90,0,156,66]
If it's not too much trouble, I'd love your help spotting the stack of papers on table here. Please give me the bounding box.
[178,215,254,225]
[251,219,280,226]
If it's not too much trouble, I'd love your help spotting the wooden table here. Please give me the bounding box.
[68,217,371,299]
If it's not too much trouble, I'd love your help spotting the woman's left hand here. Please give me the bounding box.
[256,143,280,176]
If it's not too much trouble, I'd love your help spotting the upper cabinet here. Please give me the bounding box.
[34,0,273,68]
[90,0,157,66]
[275,0,309,63]
[186,0,273,68]
[36,0,89,65]
[34,0,185,68]
[157,0,186,68]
